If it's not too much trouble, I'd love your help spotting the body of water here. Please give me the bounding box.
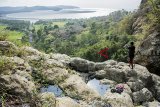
[40,85,64,97]
[87,78,110,96]
[1,8,116,22]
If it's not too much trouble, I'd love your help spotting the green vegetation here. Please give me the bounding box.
[0,19,31,46]
[0,10,138,62]
[7,31,24,46]
[2,8,157,62]
[148,0,160,24]
[0,19,30,32]
[52,21,67,28]
[0,25,6,30]
[31,10,135,62]
[0,26,24,46]
[0,57,14,73]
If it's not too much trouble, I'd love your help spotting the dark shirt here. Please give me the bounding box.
[128,45,135,58]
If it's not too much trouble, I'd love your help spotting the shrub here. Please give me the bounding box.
[0,31,8,41]
[0,57,14,73]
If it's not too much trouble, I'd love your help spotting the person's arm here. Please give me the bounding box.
[124,44,129,49]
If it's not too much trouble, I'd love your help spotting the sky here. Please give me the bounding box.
[0,0,141,10]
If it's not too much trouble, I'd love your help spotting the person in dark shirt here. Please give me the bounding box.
[128,42,135,69]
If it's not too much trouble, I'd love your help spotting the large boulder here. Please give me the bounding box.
[0,56,32,75]
[95,70,107,79]
[37,92,56,107]
[69,58,95,72]
[42,67,69,84]
[127,79,145,92]
[95,62,107,71]
[20,46,43,56]
[95,62,153,85]
[95,68,126,83]
[132,88,154,104]
[95,60,117,71]
[50,53,71,66]
[0,56,36,99]
[95,62,126,82]
[144,101,160,107]
[0,74,36,98]
[69,57,89,72]
[45,58,65,68]
[125,64,152,82]
[90,100,112,107]
[59,75,100,101]
[56,97,80,107]
[103,91,134,107]
[151,74,160,101]
[104,67,126,83]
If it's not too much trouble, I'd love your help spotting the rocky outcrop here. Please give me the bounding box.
[59,74,100,101]
[104,91,134,107]
[37,92,56,107]
[132,0,160,75]
[127,79,145,92]
[143,101,160,107]
[150,74,160,101]
[132,88,153,104]
[50,53,71,66]
[68,57,160,103]
[0,41,18,56]
[0,56,36,99]
[135,31,160,75]
[69,57,96,72]
[69,58,118,73]
[56,97,80,107]
[0,41,160,107]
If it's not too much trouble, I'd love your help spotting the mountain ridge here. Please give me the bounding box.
[0,5,79,14]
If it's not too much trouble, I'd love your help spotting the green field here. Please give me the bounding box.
[52,21,67,28]
[6,30,23,41]
[0,25,24,46]
[34,21,67,31]
[0,25,6,30]
[34,24,44,31]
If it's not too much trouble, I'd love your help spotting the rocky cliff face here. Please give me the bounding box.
[0,41,160,107]
[132,0,160,75]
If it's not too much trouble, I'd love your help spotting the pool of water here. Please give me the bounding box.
[40,85,63,97]
[87,78,110,96]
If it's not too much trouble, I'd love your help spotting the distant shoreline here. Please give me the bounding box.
[0,5,80,14]
[0,8,116,23]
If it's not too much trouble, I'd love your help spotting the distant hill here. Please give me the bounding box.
[0,5,79,14]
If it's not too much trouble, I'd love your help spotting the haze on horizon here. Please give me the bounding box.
[0,0,141,10]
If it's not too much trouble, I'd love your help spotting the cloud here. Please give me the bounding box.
[0,0,8,3]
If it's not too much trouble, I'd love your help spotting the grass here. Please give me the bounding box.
[0,25,6,30]
[34,21,67,31]
[34,24,44,31]
[8,31,23,40]
[5,30,24,46]
[0,25,24,46]
[52,21,67,28]
[0,57,14,73]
